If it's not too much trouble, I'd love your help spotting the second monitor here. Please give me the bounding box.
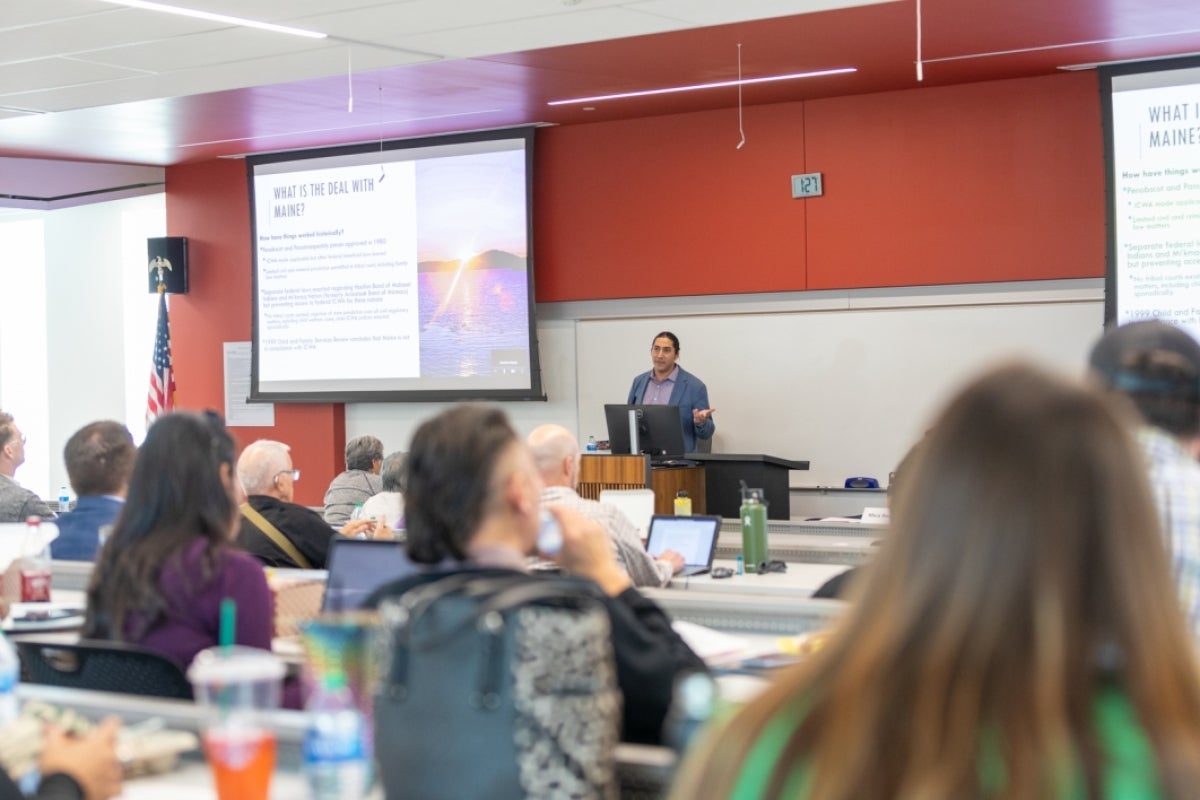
[604,404,687,458]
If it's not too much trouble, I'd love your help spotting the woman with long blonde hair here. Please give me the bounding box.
[671,363,1200,799]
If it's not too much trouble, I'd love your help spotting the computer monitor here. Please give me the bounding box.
[604,404,686,457]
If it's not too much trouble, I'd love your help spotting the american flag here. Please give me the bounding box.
[146,288,175,426]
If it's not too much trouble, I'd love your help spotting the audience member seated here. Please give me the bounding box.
[0,598,123,800]
[237,439,378,569]
[670,363,1200,798]
[51,421,135,561]
[1089,320,1200,639]
[323,435,384,527]
[527,424,684,587]
[358,450,405,531]
[82,413,294,704]
[0,411,55,522]
[366,404,705,745]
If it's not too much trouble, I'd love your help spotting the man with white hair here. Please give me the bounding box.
[236,439,378,569]
[527,424,684,587]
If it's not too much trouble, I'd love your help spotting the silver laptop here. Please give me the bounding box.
[645,514,720,577]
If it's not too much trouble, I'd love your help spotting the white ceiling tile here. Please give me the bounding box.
[0,58,147,96]
[81,28,329,72]
[395,8,684,59]
[0,0,116,30]
[630,0,901,27]
[303,0,630,41]
[5,45,431,113]
[0,8,223,65]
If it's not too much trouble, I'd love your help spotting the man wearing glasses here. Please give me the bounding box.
[0,411,56,522]
[234,439,381,569]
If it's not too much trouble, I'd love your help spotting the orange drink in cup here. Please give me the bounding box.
[204,724,277,799]
[188,646,286,800]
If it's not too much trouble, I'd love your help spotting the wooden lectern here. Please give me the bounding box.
[578,454,706,515]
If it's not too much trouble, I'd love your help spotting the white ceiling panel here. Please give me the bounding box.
[80,28,333,72]
[0,0,117,30]
[174,0,399,22]
[0,9,223,64]
[305,0,632,41]
[631,0,903,27]
[0,58,148,96]
[397,7,686,59]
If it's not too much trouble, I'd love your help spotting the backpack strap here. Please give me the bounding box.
[240,502,313,570]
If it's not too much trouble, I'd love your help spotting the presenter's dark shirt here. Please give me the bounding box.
[236,495,337,569]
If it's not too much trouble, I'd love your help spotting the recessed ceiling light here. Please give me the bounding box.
[548,67,856,106]
[95,0,327,39]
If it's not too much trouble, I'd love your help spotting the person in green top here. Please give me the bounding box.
[670,362,1200,800]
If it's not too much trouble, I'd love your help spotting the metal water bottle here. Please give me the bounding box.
[740,484,768,573]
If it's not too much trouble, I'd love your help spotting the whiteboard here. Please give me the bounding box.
[575,300,1105,487]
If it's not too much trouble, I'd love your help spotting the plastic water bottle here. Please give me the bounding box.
[663,672,717,752]
[304,672,368,799]
[0,631,20,726]
[537,510,562,556]
[20,517,51,602]
[586,435,597,453]
[58,486,70,513]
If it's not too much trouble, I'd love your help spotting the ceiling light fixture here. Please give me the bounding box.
[547,67,856,106]
[94,0,327,39]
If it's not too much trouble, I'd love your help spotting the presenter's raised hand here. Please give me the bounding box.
[692,408,715,426]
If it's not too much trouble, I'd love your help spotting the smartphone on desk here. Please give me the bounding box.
[7,607,85,630]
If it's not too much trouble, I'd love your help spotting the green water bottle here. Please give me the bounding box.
[740,485,768,573]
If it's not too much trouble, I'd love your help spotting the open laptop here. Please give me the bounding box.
[321,538,421,612]
[645,514,721,577]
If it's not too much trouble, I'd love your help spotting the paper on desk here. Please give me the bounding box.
[672,620,755,661]
[0,523,58,571]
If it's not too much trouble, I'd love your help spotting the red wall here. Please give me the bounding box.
[165,71,1105,481]
[166,160,344,507]
[535,71,1104,300]
[535,101,810,299]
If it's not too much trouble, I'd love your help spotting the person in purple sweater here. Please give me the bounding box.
[82,412,280,695]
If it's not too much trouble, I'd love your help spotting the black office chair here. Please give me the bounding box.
[17,638,193,700]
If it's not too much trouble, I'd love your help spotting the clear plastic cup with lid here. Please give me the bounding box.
[188,646,286,800]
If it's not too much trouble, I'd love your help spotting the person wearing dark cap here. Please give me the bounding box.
[1089,319,1200,637]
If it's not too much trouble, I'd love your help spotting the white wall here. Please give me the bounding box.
[0,195,165,499]
[349,279,1107,488]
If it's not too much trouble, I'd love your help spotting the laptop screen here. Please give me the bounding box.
[645,515,720,568]
[321,538,420,612]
